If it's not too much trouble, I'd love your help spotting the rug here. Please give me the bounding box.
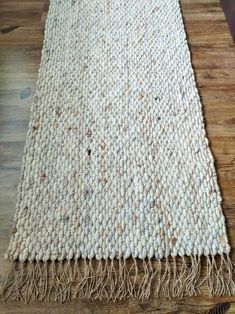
[2,0,235,302]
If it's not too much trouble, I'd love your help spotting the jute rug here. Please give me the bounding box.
[2,0,235,302]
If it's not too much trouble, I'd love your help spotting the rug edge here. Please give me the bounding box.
[1,254,234,303]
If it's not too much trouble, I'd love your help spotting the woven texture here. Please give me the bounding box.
[3,0,234,302]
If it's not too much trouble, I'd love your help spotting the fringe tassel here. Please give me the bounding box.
[1,254,235,303]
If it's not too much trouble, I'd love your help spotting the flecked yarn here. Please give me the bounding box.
[2,0,234,302]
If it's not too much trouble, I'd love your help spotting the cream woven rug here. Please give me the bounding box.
[3,0,235,302]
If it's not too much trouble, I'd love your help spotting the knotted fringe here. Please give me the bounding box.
[1,254,234,303]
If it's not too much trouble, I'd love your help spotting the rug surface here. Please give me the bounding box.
[3,0,234,302]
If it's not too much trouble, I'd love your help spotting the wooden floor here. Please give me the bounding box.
[0,0,235,313]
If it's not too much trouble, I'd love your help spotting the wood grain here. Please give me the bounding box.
[0,0,235,313]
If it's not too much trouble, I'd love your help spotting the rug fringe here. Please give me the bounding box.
[1,255,235,303]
